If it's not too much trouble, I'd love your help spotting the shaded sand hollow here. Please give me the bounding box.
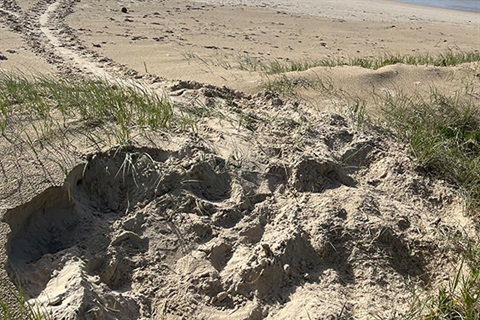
[0,0,479,319]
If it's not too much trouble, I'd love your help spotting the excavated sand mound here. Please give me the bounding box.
[3,110,466,319]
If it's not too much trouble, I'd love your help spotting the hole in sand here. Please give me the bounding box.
[1,146,237,318]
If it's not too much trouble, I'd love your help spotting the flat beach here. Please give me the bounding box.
[2,0,479,91]
[67,0,479,92]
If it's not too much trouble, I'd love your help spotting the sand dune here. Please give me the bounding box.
[0,0,479,319]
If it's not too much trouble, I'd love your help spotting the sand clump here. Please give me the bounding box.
[2,95,470,318]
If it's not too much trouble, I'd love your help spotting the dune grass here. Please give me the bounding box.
[0,281,51,320]
[0,72,176,146]
[239,50,480,75]
[261,75,314,97]
[262,73,337,97]
[378,87,480,318]
[401,237,480,320]
[381,89,480,213]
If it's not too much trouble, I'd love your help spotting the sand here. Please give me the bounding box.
[62,0,479,92]
[2,0,479,92]
[0,0,479,318]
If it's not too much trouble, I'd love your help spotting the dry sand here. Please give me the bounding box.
[63,0,479,93]
[0,0,479,319]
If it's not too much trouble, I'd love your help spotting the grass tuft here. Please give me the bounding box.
[381,89,480,213]
[0,72,176,146]
[402,236,480,320]
[262,74,331,97]
[0,281,52,320]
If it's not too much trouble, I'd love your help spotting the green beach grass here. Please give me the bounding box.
[238,50,480,75]
[374,86,480,319]
[381,89,480,213]
[0,72,176,147]
[401,237,480,320]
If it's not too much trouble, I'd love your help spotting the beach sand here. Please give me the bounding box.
[64,0,479,92]
[2,0,479,93]
[0,0,479,319]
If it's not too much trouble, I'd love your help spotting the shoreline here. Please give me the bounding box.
[393,0,480,13]
[191,0,480,25]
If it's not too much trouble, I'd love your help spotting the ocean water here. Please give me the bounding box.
[395,0,480,12]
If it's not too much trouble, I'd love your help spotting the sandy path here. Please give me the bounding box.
[38,0,113,79]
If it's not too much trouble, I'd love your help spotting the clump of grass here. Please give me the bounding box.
[261,72,338,98]
[346,98,367,130]
[425,263,479,319]
[263,75,303,96]
[381,89,480,213]
[0,280,51,320]
[267,58,338,74]
[403,237,480,320]
[237,54,267,73]
[262,75,317,97]
[0,72,175,145]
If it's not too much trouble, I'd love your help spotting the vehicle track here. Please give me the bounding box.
[0,0,22,30]
[1,0,161,85]
[34,0,148,81]
[38,0,115,79]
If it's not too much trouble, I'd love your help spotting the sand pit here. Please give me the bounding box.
[0,0,479,319]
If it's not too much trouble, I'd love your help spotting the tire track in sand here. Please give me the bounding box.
[39,0,119,81]
[0,0,71,68]
[3,0,244,102]
[0,6,20,19]
[0,0,22,30]
[35,0,247,103]
[35,0,194,95]
[1,0,142,82]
